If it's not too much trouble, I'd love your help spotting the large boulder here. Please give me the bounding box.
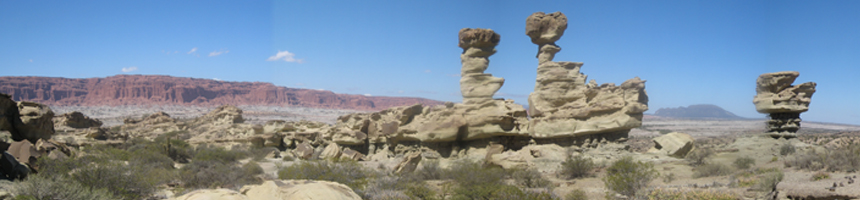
[393,152,422,174]
[16,101,55,142]
[172,189,248,200]
[526,11,647,139]
[0,94,23,138]
[240,180,362,200]
[647,132,694,158]
[53,111,102,129]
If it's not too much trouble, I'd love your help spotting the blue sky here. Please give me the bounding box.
[1,1,859,125]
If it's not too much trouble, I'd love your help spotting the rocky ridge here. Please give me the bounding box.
[0,75,442,111]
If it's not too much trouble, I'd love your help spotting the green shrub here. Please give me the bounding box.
[444,159,505,186]
[779,143,796,156]
[278,159,373,191]
[192,145,249,163]
[512,167,551,188]
[417,159,442,180]
[662,173,676,183]
[13,175,116,200]
[785,144,860,172]
[603,156,658,198]
[560,154,596,179]
[685,148,713,166]
[754,171,783,191]
[811,171,830,181]
[404,183,438,200]
[733,156,755,170]
[646,188,739,200]
[565,189,588,200]
[693,163,733,178]
[443,159,552,200]
[180,160,262,189]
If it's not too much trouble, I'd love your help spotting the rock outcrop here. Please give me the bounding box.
[173,189,249,200]
[15,101,54,143]
[240,180,362,200]
[53,111,102,129]
[525,12,648,139]
[0,75,443,111]
[647,132,694,158]
[458,28,504,104]
[753,71,816,138]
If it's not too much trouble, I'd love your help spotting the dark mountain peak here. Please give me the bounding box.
[654,104,743,119]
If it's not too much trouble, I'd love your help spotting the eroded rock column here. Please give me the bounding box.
[753,71,816,138]
[458,28,504,104]
[526,12,649,139]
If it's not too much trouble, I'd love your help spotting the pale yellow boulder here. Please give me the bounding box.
[648,132,694,158]
[240,180,361,200]
[173,189,248,200]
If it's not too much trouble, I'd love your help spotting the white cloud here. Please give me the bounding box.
[446,73,461,77]
[187,47,198,54]
[212,78,222,81]
[267,50,304,63]
[121,66,138,72]
[209,50,229,57]
[398,90,404,94]
[424,70,432,73]
[364,94,372,97]
[29,59,33,62]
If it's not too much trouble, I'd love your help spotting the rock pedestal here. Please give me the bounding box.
[525,12,648,139]
[458,28,505,104]
[753,71,816,138]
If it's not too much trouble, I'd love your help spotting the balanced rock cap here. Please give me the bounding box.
[458,28,500,49]
[525,12,568,45]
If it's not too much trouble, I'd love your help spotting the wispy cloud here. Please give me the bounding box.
[267,50,304,63]
[446,73,461,77]
[364,94,372,97]
[121,66,138,72]
[424,70,432,73]
[209,50,229,57]
[187,47,198,54]
[28,59,33,62]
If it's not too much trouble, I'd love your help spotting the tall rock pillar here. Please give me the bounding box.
[753,71,816,138]
[458,28,505,104]
[526,12,649,139]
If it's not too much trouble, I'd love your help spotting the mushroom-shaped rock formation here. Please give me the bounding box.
[526,11,648,139]
[753,71,816,138]
[458,28,505,104]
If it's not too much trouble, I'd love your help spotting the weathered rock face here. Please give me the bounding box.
[240,180,362,200]
[173,189,249,200]
[753,71,816,138]
[0,75,442,111]
[458,28,505,104]
[647,132,694,158]
[526,12,648,139]
[53,111,102,129]
[16,101,55,142]
[0,94,23,139]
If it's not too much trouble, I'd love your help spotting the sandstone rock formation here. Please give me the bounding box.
[53,111,102,129]
[647,132,694,158]
[393,151,422,174]
[525,12,648,139]
[458,28,504,104]
[240,180,362,200]
[173,189,249,200]
[0,75,442,111]
[16,101,54,143]
[753,71,816,138]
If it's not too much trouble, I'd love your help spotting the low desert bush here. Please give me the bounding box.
[779,143,796,156]
[785,143,860,172]
[191,145,249,163]
[512,167,551,188]
[416,159,443,180]
[645,188,739,200]
[685,147,714,166]
[278,159,373,191]
[565,189,588,200]
[693,163,733,178]
[662,173,676,183]
[733,156,755,170]
[754,171,784,191]
[13,175,116,200]
[603,156,659,198]
[180,160,262,189]
[444,159,553,200]
[732,167,783,190]
[560,154,596,179]
[811,171,830,181]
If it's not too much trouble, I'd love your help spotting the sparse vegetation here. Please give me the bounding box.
[733,156,755,170]
[645,188,739,200]
[565,189,588,200]
[561,154,596,179]
[13,175,117,200]
[278,159,373,191]
[693,163,733,178]
[779,143,796,156]
[511,167,551,188]
[811,171,830,181]
[662,173,676,183]
[785,143,860,172]
[684,147,714,166]
[603,156,659,198]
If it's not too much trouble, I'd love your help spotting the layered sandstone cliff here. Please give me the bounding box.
[0,75,442,110]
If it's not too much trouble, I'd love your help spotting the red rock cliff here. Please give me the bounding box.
[0,75,442,110]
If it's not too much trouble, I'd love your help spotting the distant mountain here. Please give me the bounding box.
[0,75,443,111]
[653,104,744,119]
